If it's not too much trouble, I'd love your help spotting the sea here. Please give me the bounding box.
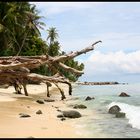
[65,83,140,138]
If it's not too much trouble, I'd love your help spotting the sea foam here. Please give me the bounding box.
[108,102,140,130]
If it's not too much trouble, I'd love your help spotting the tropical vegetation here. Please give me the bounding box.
[0,2,84,82]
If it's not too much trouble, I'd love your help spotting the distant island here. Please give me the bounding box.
[76,81,128,85]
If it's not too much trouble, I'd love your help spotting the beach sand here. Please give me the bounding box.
[0,83,80,138]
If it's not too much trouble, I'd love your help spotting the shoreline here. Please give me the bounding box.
[76,81,128,85]
[0,83,80,138]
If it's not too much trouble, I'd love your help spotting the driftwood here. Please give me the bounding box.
[54,83,66,100]
[0,40,102,99]
[45,81,52,97]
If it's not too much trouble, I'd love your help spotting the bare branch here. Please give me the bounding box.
[58,62,84,75]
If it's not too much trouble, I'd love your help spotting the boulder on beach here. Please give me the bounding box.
[36,100,44,104]
[44,99,55,102]
[19,113,31,118]
[62,110,82,118]
[108,105,121,114]
[57,114,64,118]
[116,112,125,118]
[73,104,87,109]
[85,96,95,101]
[61,117,66,121]
[119,92,130,97]
[57,109,62,112]
[36,110,43,115]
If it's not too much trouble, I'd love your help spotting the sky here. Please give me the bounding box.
[30,2,140,83]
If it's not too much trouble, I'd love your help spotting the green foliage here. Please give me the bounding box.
[0,2,46,56]
[20,36,48,56]
[0,2,84,82]
[59,59,84,82]
[48,41,60,56]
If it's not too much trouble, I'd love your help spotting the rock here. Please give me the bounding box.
[36,100,44,104]
[62,110,82,118]
[57,109,62,112]
[116,112,125,118]
[44,99,55,102]
[57,114,64,118]
[126,124,132,128]
[52,105,59,109]
[119,92,130,97]
[19,113,31,118]
[54,106,59,109]
[108,105,121,114]
[36,110,43,114]
[85,96,95,101]
[73,104,87,109]
[61,117,66,121]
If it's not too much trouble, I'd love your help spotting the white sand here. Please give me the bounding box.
[0,83,80,138]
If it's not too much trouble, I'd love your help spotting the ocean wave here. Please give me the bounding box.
[107,102,140,130]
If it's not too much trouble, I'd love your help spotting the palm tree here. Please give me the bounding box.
[47,27,59,46]
[0,2,45,56]
[16,3,45,56]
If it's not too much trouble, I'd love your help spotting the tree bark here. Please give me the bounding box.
[22,83,28,96]
[45,81,52,97]
[54,83,66,100]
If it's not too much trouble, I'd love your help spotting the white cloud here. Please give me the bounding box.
[59,32,140,53]
[82,50,140,77]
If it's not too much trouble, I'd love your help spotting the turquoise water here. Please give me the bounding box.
[68,83,140,138]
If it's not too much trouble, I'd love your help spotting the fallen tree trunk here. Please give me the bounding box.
[0,41,102,99]
[0,41,102,72]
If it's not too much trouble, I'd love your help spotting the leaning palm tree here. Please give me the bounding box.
[0,2,45,56]
[16,3,45,56]
[47,27,59,46]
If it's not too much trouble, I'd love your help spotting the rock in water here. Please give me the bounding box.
[19,113,31,118]
[73,104,87,109]
[62,110,82,118]
[36,110,43,114]
[108,105,121,114]
[36,100,44,104]
[119,92,130,97]
[85,96,95,101]
[116,112,125,118]
[44,99,55,102]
